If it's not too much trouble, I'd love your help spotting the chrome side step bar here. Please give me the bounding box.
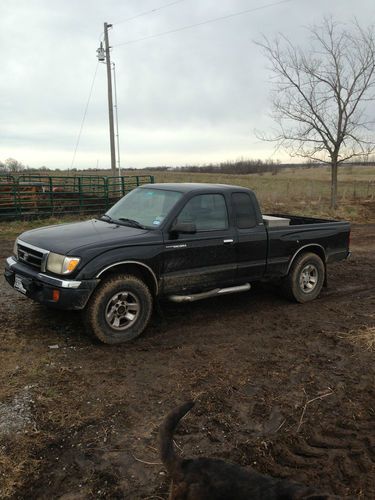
[168,283,251,303]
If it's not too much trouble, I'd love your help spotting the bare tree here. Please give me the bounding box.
[257,18,375,208]
[4,158,25,173]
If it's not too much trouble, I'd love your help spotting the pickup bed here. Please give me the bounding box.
[4,183,350,344]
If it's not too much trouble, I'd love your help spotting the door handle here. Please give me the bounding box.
[223,239,234,244]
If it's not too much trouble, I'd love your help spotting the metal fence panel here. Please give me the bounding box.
[0,174,154,220]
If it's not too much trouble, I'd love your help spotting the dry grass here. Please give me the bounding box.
[347,327,375,351]
[0,434,43,498]
[1,165,375,239]
[11,164,375,199]
[136,166,375,220]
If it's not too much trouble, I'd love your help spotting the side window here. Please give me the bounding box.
[177,194,228,231]
[232,192,257,229]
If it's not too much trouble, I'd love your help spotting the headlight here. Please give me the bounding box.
[13,239,18,258]
[46,253,80,275]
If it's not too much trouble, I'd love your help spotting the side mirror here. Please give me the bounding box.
[170,221,197,234]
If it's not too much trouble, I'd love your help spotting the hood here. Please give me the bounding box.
[19,219,151,255]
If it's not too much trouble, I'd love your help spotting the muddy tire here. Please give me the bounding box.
[282,252,325,303]
[83,274,153,344]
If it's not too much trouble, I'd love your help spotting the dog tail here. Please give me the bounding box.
[159,400,195,476]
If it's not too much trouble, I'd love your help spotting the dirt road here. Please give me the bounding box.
[0,225,374,499]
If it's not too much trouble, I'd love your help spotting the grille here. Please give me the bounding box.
[17,242,48,271]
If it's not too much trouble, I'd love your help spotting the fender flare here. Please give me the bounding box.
[95,260,159,295]
[286,244,327,275]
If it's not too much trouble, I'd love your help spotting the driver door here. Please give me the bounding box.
[162,193,237,294]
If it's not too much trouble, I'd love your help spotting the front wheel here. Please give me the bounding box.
[282,252,325,303]
[83,274,153,344]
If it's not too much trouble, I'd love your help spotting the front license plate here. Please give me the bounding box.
[14,275,27,294]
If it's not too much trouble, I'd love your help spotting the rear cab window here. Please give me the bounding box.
[232,192,257,229]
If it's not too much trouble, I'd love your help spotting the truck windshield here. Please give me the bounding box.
[104,187,183,229]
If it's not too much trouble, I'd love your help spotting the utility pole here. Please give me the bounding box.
[112,62,121,177]
[103,22,116,174]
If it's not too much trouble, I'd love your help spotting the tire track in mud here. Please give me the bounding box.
[272,420,375,498]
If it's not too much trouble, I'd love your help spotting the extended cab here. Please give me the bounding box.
[4,183,350,344]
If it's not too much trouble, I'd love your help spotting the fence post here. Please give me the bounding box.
[78,177,83,213]
[12,176,20,217]
[49,177,53,215]
[105,178,109,210]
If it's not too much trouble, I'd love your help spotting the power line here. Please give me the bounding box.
[113,0,187,26]
[113,0,293,47]
[70,62,99,169]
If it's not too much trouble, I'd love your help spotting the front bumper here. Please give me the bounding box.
[4,256,99,310]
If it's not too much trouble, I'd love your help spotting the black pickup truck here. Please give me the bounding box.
[5,183,350,344]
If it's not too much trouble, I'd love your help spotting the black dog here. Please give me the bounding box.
[160,401,340,500]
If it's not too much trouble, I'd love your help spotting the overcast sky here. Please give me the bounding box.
[1,0,374,169]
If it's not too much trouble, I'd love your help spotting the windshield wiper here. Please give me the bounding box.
[118,218,147,229]
[99,214,116,224]
[99,214,146,229]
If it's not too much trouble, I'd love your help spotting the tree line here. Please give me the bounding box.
[1,157,375,176]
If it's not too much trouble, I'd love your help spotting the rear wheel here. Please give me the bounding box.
[282,252,325,303]
[84,274,153,344]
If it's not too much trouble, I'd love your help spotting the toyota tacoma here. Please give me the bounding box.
[4,183,351,344]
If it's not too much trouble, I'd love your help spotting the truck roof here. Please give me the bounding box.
[141,182,254,193]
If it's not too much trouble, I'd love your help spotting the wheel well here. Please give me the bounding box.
[97,263,158,296]
[287,245,326,274]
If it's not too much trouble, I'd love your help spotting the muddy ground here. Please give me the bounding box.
[0,225,374,499]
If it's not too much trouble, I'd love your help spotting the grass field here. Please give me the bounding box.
[89,165,375,221]
[144,165,374,197]
[90,164,375,213]
[1,165,374,238]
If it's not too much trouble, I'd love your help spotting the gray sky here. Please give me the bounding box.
[1,0,374,169]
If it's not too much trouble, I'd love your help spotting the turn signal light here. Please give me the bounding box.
[52,289,60,302]
[65,258,80,273]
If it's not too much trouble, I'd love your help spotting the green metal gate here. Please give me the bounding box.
[0,174,154,220]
